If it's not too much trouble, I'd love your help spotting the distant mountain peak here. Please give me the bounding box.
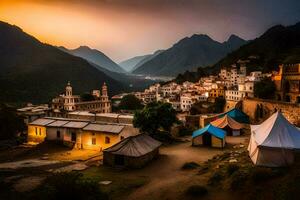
[59,45,125,73]
[227,34,245,42]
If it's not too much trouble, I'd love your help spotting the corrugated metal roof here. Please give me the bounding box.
[104,134,162,157]
[83,124,124,134]
[47,120,69,127]
[29,118,55,126]
[63,121,89,129]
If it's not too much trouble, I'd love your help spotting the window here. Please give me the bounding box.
[105,137,110,144]
[35,127,38,135]
[57,131,61,138]
[92,132,95,136]
[39,128,42,135]
[92,138,96,145]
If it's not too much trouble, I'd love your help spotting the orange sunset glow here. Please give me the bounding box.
[1,0,300,61]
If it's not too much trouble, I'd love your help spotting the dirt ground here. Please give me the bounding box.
[0,135,248,199]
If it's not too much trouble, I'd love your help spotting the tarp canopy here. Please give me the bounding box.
[249,112,300,149]
[219,108,249,124]
[103,134,162,157]
[248,112,300,167]
[211,115,244,130]
[192,124,226,139]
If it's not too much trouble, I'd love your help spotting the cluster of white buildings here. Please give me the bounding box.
[113,63,268,113]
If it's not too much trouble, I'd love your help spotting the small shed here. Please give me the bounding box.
[103,134,162,168]
[192,124,226,148]
[210,115,244,136]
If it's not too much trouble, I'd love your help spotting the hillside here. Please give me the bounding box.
[211,22,300,73]
[119,50,164,72]
[132,34,246,76]
[173,22,300,83]
[59,46,125,73]
[119,55,150,72]
[0,21,125,105]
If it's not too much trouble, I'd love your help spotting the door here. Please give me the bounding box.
[202,133,212,146]
[71,132,77,142]
[114,155,125,166]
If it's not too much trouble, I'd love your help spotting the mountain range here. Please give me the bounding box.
[0,21,125,105]
[210,22,300,73]
[174,22,300,83]
[132,34,247,76]
[119,50,164,72]
[58,46,126,73]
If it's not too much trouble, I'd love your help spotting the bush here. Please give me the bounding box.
[178,126,193,137]
[226,164,240,176]
[38,172,108,200]
[185,185,208,197]
[208,171,223,185]
[229,171,248,190]
[181,162,200,170]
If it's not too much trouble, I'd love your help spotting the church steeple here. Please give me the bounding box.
[102,82,108,97]
[66,81,72,96]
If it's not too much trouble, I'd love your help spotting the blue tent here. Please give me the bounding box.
[192,124,226,139]
[219,108,249,124]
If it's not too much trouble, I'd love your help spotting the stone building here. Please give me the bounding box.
[51,82,111,113]
[273,63,300,103]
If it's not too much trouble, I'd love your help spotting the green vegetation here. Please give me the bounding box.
[0,103,25,140]
[80,93,96,102]
[118,94,143,110]
[254,78,276,99]
[133,102,178,134]
[38,172,108,200]
[213,97,226,113]
[175,67,207,84]
[190,97,225,115]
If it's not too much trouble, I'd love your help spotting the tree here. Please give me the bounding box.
[118,94,143,110]
[213,97,226,113]
[0,103,26,140]
[133,102,178,134]
[80,93,96,102]
[254,78,276,99]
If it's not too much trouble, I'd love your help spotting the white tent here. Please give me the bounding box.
[248,111,300,167]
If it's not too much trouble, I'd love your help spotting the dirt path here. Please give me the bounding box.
[125,142,222,200]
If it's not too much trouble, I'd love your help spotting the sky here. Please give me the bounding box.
[0,0,300,62]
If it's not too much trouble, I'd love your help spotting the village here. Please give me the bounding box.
[1,62,300,199]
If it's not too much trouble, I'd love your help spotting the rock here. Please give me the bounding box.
[229,159,238,163]
[239,145,245,148]
[99,181,112,185]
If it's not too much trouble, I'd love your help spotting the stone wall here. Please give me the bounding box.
[242,98,300,125]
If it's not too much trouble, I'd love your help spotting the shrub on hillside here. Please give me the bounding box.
[226,164,240,176]
[208,171,223,185]
[229,171,248,190]
[185,185,208,197]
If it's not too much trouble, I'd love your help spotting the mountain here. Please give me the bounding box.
[132,34,246,76]
[210,22,300,73]
[119,50,164,72]
[59,46,126,73]
[0,21,125,105]
[132,50,164,72]
[119,55,150,72]
[172,22,300,83]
